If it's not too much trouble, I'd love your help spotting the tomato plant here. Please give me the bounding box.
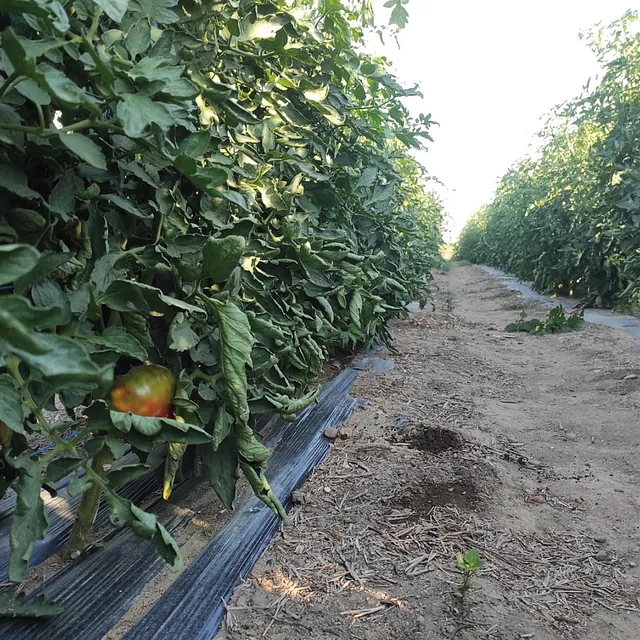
[457,11,640,310]
[0,0,443,605]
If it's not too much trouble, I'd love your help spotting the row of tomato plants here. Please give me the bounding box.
[0,0,443,610]
[457,11,640,309]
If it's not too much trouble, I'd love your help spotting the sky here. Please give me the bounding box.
[370,0,637,240]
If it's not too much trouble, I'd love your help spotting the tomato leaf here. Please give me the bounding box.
[7,453,48,582]
[0,244,40,286]
[210,298,253,424]
[204,435,237,509]
[202,235,246,283]
[0,592,64,618]
[0,374,24,434]
[58,132,107,170]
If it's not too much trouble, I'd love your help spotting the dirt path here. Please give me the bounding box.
[218,265,640,640]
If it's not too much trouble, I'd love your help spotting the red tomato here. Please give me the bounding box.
[108,365,176,418]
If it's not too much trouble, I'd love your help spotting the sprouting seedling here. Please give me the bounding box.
[456,549,482,592]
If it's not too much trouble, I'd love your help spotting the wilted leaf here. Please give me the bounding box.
[204,435,237,508]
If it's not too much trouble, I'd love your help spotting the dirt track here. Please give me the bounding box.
[218,264,640,640]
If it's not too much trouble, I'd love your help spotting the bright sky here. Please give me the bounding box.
[371,0,637,240]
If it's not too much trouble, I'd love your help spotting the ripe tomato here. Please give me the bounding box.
[108,365,176,418]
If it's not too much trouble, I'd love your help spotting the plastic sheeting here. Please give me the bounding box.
[0,370,358,639]
[123,370,358,640]
[481,265,640,340]
[0,450,163,578]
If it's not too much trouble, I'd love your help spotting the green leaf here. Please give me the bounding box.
[202,236,246,283]
[1,294,74,329]
[16,78,51,106]
[8,453,48,582]
[102,490,182,569]
[218,189,249,211]
[387,0,409,30]
[303,85,329,102]
[204,435,237,509]
[103,405,212,444]
[0,104,24,149]
[101,194,152,218]
[126,19,151,56]
[168,312,200,352]
[100,280,205,316]
[0,245,40,286]
[0,311,110,385]
[210,298,253,424]
[1,28,37,78]
[41,65,95,107]
[162,441,186,499]
[48,174,77,216]
[84,326,148,360]
[0,165,40,200]
[239,460,287,522]
[0,592,64,618]
[177,131,211,158]
[59,132,107,170]
[31,278,71,325]
[235,422,269,463]
[14,252,72,295]
[45,457,84,483]
[349,289,363,328]
[238,16,288,42]
[107,463,149,487]
[116,92,176,137]
[130,0,179,24]
[91,0,129,21]
[0,374,24,434]
[212,408,233,450]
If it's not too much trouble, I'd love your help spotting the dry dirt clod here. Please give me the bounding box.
[593,535,607,544]
[324,427,339,440]
[338,426,353,440]
[594,551,609,562]
[532,494,545,504]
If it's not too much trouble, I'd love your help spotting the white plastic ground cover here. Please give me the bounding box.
[481,265,640,340]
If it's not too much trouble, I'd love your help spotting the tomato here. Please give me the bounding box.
[108,365,176,418]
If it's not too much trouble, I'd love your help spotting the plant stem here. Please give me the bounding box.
[63,444,113,559]
[0,71,19,99]
[0,118,118,137]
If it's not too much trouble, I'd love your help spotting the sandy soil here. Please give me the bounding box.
[217,265,640,640]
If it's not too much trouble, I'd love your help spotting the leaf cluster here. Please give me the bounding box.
[505,306,584,335]
[0,0,443,593]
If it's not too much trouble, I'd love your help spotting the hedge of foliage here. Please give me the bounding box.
[457,11,640,309]
[0,0,443,591]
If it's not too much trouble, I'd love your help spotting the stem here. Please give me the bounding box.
[0,71,19,99]
[7,358,57,436]
[63,444,113,560]
[35,104,45,130]
[88,8,103,40]
[0,118,118,137]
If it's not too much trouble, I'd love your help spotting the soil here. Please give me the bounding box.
[216,265,640,640]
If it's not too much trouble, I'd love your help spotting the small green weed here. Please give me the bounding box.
[442,291,456,313]
[456,549,483,593]
[505,305,584,335]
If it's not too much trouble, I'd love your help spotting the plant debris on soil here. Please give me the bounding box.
[217,265,640,640]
